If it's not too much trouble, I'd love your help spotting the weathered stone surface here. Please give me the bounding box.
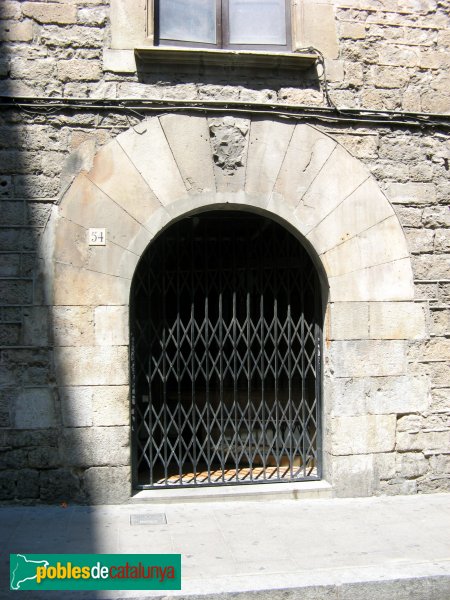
[103,49,136,73]
[16,469,39,499]
[387,182,437,205]
[160,114,216,195]
[329,340,407,377]
[86,140,161,225]
[413,254,450,280]
[331,454,376,497]
[54,346,128,386]
[61,386,93,428]
[0,471,16,500]
[40,469,82,503]
[296,145,370,234]
[209,117,250,193]
[52,306,94,347]
[369,302,427,339]
[274,125,336,210]
[396,430,450,452]
[329,258,415,302]
[326,375,430,417]
[117,118,187,206]
[430,308,449,336]
[0,20,33,42]
[374,452,396,481]
[84,466,130,504]
[321,216,409,277]
[307,177,394,255]
[22,2,77,24]
[110,0,147,49]
[331,415,396,455]
[14,388,56,429]
[328,302,369,340]
[245,120,294,200]
[94,306,128,347]
[395,452,429,479]
[57,59,102,82]
[379,479,417,495]
[92,386,129,427]
[422,206,450,228]
[298,0,339,59]
[405,228,435,254]
[61,426,130,467]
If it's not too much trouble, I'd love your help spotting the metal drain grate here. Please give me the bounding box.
[130,513,167,526]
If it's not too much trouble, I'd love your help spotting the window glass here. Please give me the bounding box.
[228,0,286,45]
[159,0,216,44]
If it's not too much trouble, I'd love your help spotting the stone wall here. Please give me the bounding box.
[0,0,448,503]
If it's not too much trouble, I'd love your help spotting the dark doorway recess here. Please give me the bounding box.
[130,211,322,489]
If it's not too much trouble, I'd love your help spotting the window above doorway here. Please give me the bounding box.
[155,0,291,52]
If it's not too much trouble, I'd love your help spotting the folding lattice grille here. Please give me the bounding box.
[131,212,322,488]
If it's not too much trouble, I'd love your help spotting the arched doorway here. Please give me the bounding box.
[130,211,322,488]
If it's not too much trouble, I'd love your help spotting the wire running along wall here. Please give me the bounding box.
[131,212,322,488]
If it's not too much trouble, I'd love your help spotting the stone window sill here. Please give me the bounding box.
[134,46,317,70]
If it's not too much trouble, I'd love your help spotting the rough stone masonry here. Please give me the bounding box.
[0,0,448,504]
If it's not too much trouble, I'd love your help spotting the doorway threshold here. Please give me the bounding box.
[130,480,332,504]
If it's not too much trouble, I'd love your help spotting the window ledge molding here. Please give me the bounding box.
[134,46,318,70]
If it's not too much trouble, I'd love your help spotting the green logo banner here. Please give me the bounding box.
[10,554,181,591]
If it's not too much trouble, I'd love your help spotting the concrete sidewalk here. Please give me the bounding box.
[1,493,449,599]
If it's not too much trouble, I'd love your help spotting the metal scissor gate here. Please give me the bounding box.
[131,212,322,488]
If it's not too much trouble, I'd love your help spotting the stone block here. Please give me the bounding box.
[340,22,366,40]
[408,339,450,362]
[396,452,429,479]
[117,118,187,206]
[0,389,11,427]
[396,430,450,452]
[60,173,140,251]
[54,346,129,386]
[0,323,20,345]
[413,255,450,280]
[92,386,129,426]
[40,469,82,503]
[374,452,396,480]
[331,454,375,497]
[0,1,21,19]
[22,2,77,24]
[78,7,107,27]
[330,257,414,302]
[0,20,33,42]
[395,206,423,228]
[52,306,95,347]
[57,59,102,82]
[328,302,369,340]
[86,140,160,225]
[40,25,104,49]
[61,387,93,428]
[94,306,128,347]
[329,340,407,377]
[274,125,336,211]
[307,177,395,255]
[10,58,54,80]
[84,466,131,504]
[297,1,339,59]
[379,45,419,67]
[61,426,130,467]
[245,120,294,199]
[331,414,396,455]
[405,228,435,254]
[365,376,430,414]
[103,49,136,73]
[379,479,417,495]
[427,361,450,387]
[22,307,49,347]
[209,117,250,193]
[370,66,410,90]
[430,387,449,412]
[0,254,20,277]
[160,114,215,195]
[422,206,450,228]
[0,471,16,500]
[296,145,369,234]
[16,469,40,499]
[14,388,55,429]
[430,308,449,337]
[386,182,436,205]
[369,302,426,340]
[435,229,450,253]
[110,0,147,49]
[322,216,409,278]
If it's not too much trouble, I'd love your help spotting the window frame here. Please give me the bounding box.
[154,0,292,52]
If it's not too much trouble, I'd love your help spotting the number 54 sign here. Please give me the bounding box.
[88,228,106,246]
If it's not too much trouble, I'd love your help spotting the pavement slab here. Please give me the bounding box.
[1,493,449,599]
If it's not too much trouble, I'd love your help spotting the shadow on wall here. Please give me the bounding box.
[0,3,103,596]
[135,57,323,104]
